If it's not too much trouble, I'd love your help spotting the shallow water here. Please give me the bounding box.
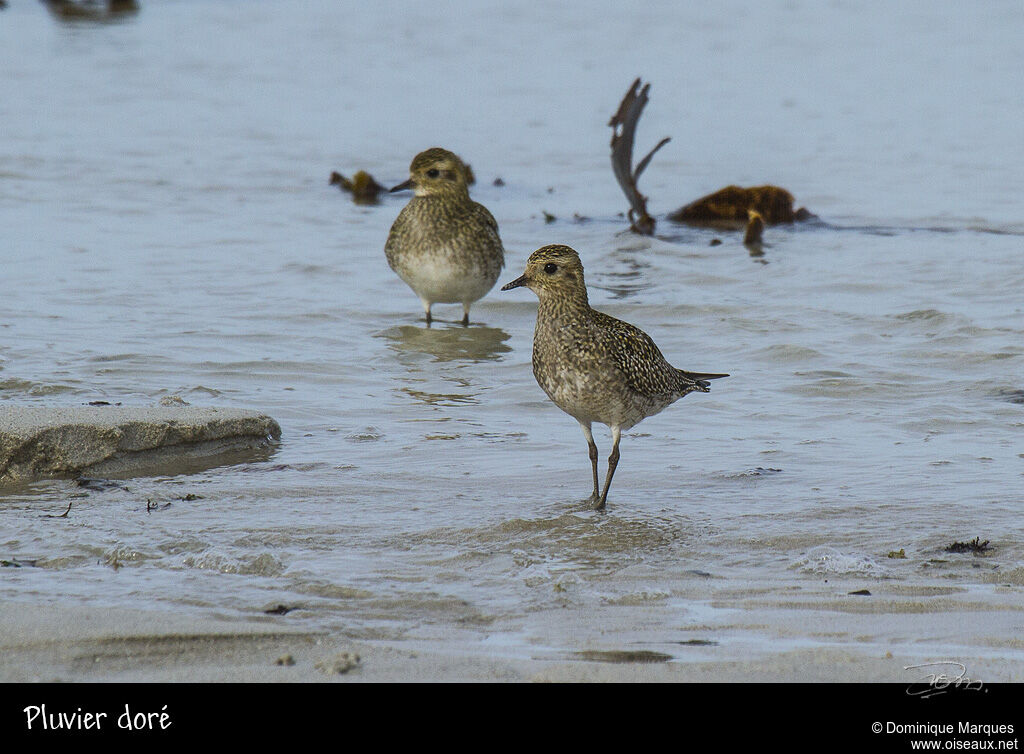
[1,0,1023,671]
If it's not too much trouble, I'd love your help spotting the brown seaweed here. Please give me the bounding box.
[330,170,386,205]
[669,184,813,228]
[43,0,139,22]
[743,209,765,245]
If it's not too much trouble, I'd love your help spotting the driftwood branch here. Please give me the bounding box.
[609,78,670,236]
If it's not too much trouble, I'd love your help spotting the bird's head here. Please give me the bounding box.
[390,147,472,198]
[501,244,589,304]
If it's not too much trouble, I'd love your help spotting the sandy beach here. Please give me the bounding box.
[3,583,1023,683]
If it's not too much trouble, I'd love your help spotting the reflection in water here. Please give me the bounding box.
[378,324,512,363]
[590,253,654,300]
[400,385,479,407]
[745,240,768,263]
[44,0,140,22]
[380,324,511,409]
[94,442,280,481]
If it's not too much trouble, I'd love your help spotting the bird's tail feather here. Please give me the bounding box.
[677,370,729,392]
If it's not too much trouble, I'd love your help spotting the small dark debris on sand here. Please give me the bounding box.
[575,649,672,664]
[264,604,297,615]
[76,477,130,492]
[945,537,991,555]
[492,177,505,187]
[329,170,386,204]
[2,558,38,568]
[542,210,556,223]
[848,589,871,596]
[43,501,73,519]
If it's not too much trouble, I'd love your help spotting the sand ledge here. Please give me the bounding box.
[0,406,281,483]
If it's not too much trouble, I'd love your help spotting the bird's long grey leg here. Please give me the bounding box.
[421,299,433,326]
[596,425,621,510]
[579,421,600,504]
[461,303,471,327]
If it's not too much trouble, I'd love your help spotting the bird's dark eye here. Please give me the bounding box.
[543,263,558,274]
[426,169,440,178]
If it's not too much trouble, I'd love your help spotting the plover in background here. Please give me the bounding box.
[385,147,504,326]
[502,244,728,509]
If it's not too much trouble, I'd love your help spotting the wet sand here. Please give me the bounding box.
[3,592,1022,683]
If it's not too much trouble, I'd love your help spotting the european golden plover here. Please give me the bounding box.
[385,148,504,326]
[502,244,728,509]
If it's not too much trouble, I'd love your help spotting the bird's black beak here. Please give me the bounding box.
[389,178,414,193]
[501,274,528,291]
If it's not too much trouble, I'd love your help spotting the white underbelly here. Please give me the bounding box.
[398,256,494,304]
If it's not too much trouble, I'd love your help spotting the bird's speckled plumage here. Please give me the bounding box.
[385,148,504,325]
[501,244,728,508]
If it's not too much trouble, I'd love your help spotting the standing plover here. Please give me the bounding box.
[502,244,727,509]
[385,148,504,325]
